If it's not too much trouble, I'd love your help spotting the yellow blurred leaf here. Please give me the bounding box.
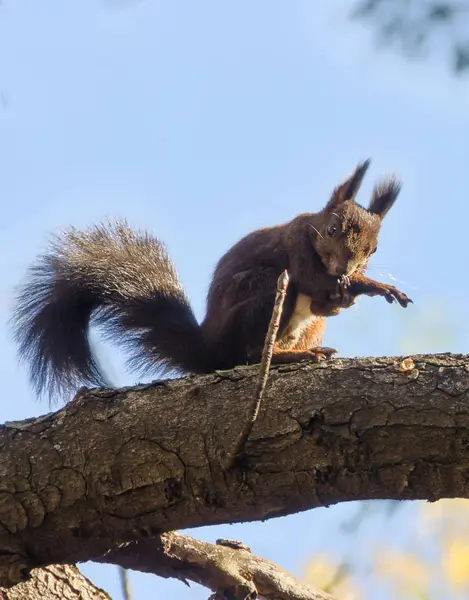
[305,554,360,600]
[374,549,429,594]
[443,537,469,590]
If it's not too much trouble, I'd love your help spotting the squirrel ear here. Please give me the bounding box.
[368,177,402,219]
[325,159,371,210]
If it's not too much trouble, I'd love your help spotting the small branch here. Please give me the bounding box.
[118,566,131,600]
[225,269,289,468]
[99,531,335,600]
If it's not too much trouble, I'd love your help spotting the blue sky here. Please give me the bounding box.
[0,1,467,598]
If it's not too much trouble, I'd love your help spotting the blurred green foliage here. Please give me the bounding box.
[352,0,469,73]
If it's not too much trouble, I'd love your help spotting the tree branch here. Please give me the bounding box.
[99,531,335,600]
[1,353,468,586]
[0,564,111,599]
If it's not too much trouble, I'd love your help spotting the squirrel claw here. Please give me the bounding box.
[384,286,412,308]
[400,296,413,307]
[309,347,337,361]
[338,275,350,289]
[395,293,412,308]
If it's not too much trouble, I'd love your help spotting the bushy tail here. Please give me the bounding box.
[12,221,207,400]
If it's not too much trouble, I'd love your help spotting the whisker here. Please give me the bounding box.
[367,263,417,290]
[309,224,323,239]
[374,271,418,290]
[386,272,418,290]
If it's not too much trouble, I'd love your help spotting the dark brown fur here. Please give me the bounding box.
[11,160,412,401]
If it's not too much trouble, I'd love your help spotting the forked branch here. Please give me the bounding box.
[100,531,335,600]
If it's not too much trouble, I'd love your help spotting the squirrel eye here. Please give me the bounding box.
[327,224,337,237]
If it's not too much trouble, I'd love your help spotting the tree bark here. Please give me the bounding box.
[0,564,111,599]
[99,532,336,600]
[0,353,468,588]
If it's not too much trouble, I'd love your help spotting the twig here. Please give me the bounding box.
[225,269,289,468]
[118,566,131,600]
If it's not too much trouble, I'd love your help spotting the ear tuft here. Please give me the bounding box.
[368,177,402,219]
[325,159,371,210]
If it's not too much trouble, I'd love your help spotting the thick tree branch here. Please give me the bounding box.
[0,564,111,599]
[1,353,468,587]
[99,531,335,600]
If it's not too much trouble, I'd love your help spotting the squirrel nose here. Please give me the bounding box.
[342,258,358,277]
[331,266,347,277]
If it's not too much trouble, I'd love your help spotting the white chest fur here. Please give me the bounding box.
[278,293,317,348]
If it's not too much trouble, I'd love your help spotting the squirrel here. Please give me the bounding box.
[12,159,412,401]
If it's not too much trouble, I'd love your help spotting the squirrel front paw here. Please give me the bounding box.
[334,277,356,308]
[382,285,413,307]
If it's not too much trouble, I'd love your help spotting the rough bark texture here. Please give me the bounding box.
[0,564,110,599]
[100,532,335,600]
[1,353,468,588]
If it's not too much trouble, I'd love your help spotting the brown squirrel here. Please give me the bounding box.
[12,160,412,400]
